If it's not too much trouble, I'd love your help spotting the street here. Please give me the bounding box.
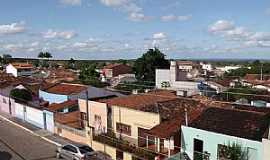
[0,118,58,160]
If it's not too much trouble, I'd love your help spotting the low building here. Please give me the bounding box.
[156,61,201,96]
[242,74,270,91]
[181,107,270,160]
[101,63,132,80]
[39,83,88,104]
[6,63,33,77]
[79,90,207,159]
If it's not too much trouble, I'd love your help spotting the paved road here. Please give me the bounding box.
[0,118,58,160]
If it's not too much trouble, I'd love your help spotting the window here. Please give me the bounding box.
[57,128,62,134]
[79,146,93,154]
[194,139,204,160]
[62,145,78,153]
[116,122,131,136]
[116,150,123,160]
[95,115,101,121]
[81,112,87,120]
[3,98,7,104]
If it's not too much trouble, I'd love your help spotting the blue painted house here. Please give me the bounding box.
[39,83,88,104]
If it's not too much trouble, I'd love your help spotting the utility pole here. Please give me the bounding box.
[261,63,263,81]
[86,90,90,127]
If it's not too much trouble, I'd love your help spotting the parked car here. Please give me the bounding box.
[56,143,94,160]
[87,151,112,160]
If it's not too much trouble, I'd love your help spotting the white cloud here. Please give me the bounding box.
[0,22,26,35]
[128,12,149,22]
[99,0,148,22]
[178,15,192,21]
[209,19,270,48]
[153,32,166,39]
[30,42,39,47]
[100,0,128,7]
[208,20,235,33]
[249,32,270,41]
[161,14,192,22]
[59,0,81,6]
[43,29,77,39]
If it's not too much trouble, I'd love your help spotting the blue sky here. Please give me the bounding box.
[0,0,270,59]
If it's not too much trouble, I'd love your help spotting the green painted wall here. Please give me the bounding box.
[181,126,263,160]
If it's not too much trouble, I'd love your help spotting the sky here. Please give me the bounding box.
[0,0,270,60]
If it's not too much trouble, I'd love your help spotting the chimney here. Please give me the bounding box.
[185,108,188,126]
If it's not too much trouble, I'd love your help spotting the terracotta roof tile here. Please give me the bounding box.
[100,91,176,110]
[54,111,83,129]
[43,83,87,95]
[47,100,78,112]
[147,98,207,138]
[190,107,270,141]
[11,63,33,69]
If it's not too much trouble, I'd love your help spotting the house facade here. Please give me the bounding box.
[78,90,207,159]
[181,107,270,160]
[156,61,201,96]
[6,63,33,77]
[39,83,88,104]
[101,63,132,80]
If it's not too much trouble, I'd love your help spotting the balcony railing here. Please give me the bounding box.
[93,131,157,160]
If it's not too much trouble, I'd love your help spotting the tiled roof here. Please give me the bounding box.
[100,90,176,110]
[42,83,87,95]
[54,111,83,129]
[11,63,33,69]
[244,74,270,81]
[243,74,270,85]
[190,107,270,141]
[103,63,124,69]
[235,105,270,114]
[47,100,78,112]
[147,98,207,138]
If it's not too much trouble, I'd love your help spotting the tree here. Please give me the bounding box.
[79,63,107,87]
[117,59,127,65]
[10,88,32,102]
[38,52,52,59]
[67,58,76,69]
[2,54,12,64]
[38,52,52,68]
[218,142,248,160]
[134,48,169,81]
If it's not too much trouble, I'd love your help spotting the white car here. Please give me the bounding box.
[56,144,94,160]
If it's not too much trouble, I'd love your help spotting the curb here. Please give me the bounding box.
[0,114,62,147]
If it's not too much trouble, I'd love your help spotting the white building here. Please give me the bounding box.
[216,65,241,72]
[6,63,33,77]
[156,61,200,96]
[200,62,213,71]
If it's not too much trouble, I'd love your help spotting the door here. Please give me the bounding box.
[194,139,203,160]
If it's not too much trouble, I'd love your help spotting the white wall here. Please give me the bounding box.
[262,138,270,160]
[6,64,18,77]
[156,69,170,88]
[26,106,44,129]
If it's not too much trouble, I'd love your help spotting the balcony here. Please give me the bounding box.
[93,131,158,160]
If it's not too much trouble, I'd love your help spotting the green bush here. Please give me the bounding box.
[10,88,32,102]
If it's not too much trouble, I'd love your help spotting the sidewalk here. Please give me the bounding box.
[0,111,75,147]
